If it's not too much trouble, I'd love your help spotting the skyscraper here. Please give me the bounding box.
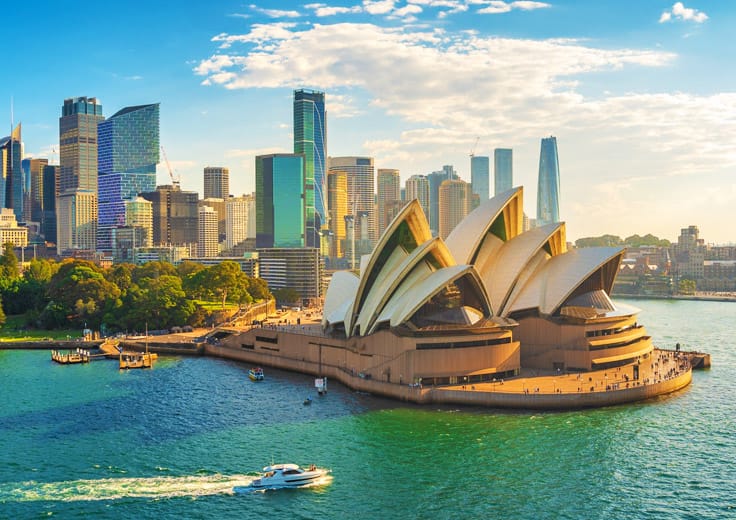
[96,103,159,253]
[256,153,305,249]
[27,158,48,224]
[470,155,490,202]
[226,194,253,251]
[293,89,326,248]
[328,156,375,245]
[494,148,513,196]
[376,168,400,236]
[327,170,348,259]
[536,136,560,226]
[203,166,229,199]
[0,124,22,219]
[58,97,104,254]
[405,174,430,220]
[198,205,219,258]
[59,97,104,193]
[42,164,58,243]
[438,178,470,240]
[427,166,458,235]
[141,184,199,247]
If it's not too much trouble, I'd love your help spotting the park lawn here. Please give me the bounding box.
[0,315,81,342]
[194,300,240,312]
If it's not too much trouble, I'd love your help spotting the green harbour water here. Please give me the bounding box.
[1,298,734,519]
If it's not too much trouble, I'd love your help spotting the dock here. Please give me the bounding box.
[51,348,92,364]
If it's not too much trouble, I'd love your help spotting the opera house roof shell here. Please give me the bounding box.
[323,187,627,338]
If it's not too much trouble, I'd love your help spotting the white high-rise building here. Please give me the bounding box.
[197,205,219,258]
[226,194,254,250]
[405,174,430,220]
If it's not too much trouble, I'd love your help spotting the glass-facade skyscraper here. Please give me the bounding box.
[59,97,104,193]
[0,124,23,219]
[494,148,513,196]
[97,103,159,253]
[293,89,326,249]
[256,153,305,249]
[470,155,490,202]
[536,136,560,226]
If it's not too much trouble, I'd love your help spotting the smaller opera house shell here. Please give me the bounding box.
[322,187,653,386]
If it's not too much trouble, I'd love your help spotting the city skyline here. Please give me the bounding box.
[2,1,735,243]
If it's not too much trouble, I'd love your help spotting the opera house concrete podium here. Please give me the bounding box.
[213,187,692,409]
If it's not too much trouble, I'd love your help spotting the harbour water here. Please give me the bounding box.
[1,299,734,519]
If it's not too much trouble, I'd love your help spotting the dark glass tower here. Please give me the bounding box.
[255,153,305,249]
[0,124,22,219]
[97,103,160,253]
[494,148,513,196]
[42,165,58,243]
[536,136,560,226]
[59,97,104,193]
[293,89,326,248]
[470,155,490,202]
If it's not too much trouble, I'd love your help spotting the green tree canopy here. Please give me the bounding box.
[575,235,623,248]
[0,243,19,280]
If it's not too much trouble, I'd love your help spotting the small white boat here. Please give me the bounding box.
[247,463,329,489]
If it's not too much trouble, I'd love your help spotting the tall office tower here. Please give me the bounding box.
[438,179,470,240]
[0,124,22,218]
[21,158,32,223]
[200,197,226,242]
[141,185,199,247]
[42,165,58,243]
[26,158,48,224]
[494,148,513,196]
[203,166,229,199]
[197,205,219,257]
[405,174,430,220]
[96,103,159,253]
[56,190,97,254]
[59,97,103,193]
[536,136,561,226]
[328,156,375,245]
[427,167,458,234]
[226,194,253,251]
[470,155,490,202]
[125,196,153,247]
[58,97,103,253]
[327,170,347,259]
[293,89,326,248]
[256,153,305,249]
[376,168,400,236]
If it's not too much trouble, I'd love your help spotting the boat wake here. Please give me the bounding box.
[0,474,258,502]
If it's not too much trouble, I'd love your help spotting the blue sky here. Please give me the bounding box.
[4,1,734,243]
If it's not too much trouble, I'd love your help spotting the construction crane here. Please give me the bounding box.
[160,145,181,188]
[469,136,480,158]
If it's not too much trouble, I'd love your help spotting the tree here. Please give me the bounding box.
[131,261,176,284]
[575,235,623,248]
[678,278,696,295]
[248,277,272,301]
[125,274,195,329]
[199,261,251,309]
[0,293,5,327]
[273,288,300,306]
[0,242,19,279]
[43,260,121,328]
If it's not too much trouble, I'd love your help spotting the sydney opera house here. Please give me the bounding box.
[214,187,692,409]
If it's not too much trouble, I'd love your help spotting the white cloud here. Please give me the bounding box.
[478,0,550,14]
[195,20,736,242]
[659,2,708,24]
[249,4,301,18]
[305,3,364,16]
[363,0,396,15]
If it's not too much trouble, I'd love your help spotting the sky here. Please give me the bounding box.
[3,1,735,244]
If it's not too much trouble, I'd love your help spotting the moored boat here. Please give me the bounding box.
[248,367,264,381]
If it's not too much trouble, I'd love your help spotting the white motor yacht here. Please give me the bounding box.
[247,463,329,489]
